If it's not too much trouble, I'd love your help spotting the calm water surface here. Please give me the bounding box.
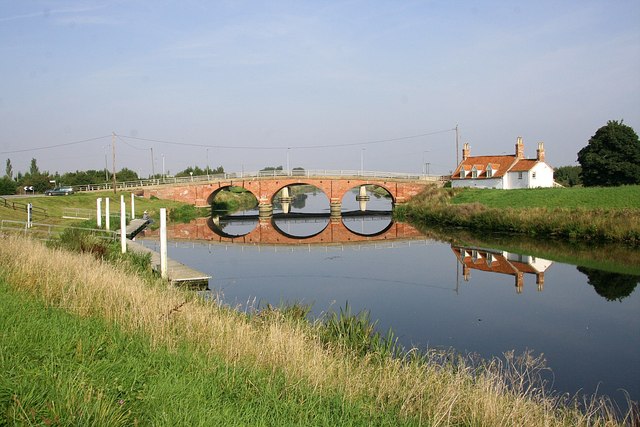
[140,188,640,406]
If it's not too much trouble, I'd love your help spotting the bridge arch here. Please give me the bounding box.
[270,216,330,240]
[206,185,259,210]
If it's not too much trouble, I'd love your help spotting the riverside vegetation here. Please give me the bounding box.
[1,230,636,425]
[394,185,640,245]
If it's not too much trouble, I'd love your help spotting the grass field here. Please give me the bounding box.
[450,185,640,209]
[0,280,409,426]
[0,191,190,225]
[395,185,640,245]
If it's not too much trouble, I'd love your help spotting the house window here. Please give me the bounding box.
[486,168,492,178]
[471,167,478,178]
[460,170,465,179]
[532,172,537,179]
[518,172,523,179]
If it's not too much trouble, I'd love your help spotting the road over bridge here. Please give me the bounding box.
[137,170,442,214]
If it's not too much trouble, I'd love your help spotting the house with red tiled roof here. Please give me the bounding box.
[451,137,554,189]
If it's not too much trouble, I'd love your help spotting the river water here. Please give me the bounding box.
[139,188,640,407]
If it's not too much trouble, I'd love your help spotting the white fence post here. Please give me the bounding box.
[105,197,110,231]
[131,193,135,219]
[27,203,33,229]
[120,195,126,253]
[160,208,168,279]
[96,198,102,228]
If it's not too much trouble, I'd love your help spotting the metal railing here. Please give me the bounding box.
[0,220,117,241]
[72,170,448,193]
[0,196,48,218]
[62,207,131,221]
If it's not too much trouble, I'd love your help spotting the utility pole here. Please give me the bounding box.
[111,132,117,194]
[455,124,459,168]
[150,147,155,178]
[104,153,108,181]
[286,148,290,176]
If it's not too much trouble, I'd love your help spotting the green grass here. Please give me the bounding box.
[0,280,417,426]
[450,185,640,209]
[0,191,192,226]
[396,186,640,245]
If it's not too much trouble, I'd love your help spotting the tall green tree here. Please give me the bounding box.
[29,158,40,176]
[577,120,640,186]
[5,159,13,179]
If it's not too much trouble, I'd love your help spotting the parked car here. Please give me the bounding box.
[45,186,74,196]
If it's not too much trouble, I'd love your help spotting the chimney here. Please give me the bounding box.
[536,142,545,162]
[515,136,524,159]
[462,142,470,161]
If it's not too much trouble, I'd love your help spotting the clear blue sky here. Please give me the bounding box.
[1,0,638,177]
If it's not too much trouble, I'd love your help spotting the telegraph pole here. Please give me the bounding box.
[112,132,117,194]
[455,124,459,167]
[150,147,155,178]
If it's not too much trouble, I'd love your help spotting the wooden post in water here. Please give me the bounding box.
[105,197,110,231]
[120,195,126,253]
[96,198,102,228]
[160,208,168,279]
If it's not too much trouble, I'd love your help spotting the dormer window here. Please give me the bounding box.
[471,166,478,178]
[486,165,493,178]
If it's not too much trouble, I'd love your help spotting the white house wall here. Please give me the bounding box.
[451,177,504,189]
[531,163,554,188]
[506,172,530,189]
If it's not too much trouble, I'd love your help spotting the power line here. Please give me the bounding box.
[118,128,456,150]
[0,135,111,154]
[0,127,457,156]
[116,134,149,151]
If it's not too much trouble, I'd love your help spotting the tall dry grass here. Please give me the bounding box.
[0,235,633,426]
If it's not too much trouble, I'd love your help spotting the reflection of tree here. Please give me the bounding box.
[292,193,307,209]
[577,266,639,301]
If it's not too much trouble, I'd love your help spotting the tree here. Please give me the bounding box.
[5,159,13,179]
[29,158,40,176]
[553,165,582,187]
[577,120,640,186]
[0,176,17,195]
[577,266,638,302]
[116,168,138,182]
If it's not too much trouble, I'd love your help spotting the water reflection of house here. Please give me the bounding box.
[451,245,553,293]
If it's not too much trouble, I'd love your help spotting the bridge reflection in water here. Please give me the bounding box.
[142,212,425,245]
[451,245,553,293]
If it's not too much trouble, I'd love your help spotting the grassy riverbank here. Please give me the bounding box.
[0,191,188,225]
[0,234,632,426]
[395,186,640,245]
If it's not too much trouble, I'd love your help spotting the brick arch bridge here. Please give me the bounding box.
[141,176,432,210]
[142,216,425,245]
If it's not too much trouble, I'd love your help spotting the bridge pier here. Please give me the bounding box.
[280,187,292,214]
[258,203,273,218]
[330,199,342,218]
[355,185,370,212]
